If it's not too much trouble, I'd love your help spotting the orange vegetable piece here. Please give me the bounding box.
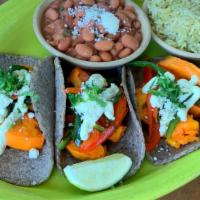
[68,67,90,87]
[189,105,200,118]
[135,88,148,124]
[65,87,82,94]
[166,116,199,148]
[6,115,45,151]
[108,126,127,143]
[158,56,200,85]
[80,130,101,151]
[66,141,106,161]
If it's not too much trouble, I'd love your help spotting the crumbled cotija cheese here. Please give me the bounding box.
[68,5,120,39]
[29,148,39,159]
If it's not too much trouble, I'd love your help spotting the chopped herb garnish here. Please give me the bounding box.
[166,117,180,138]
[149,73,185,108]
[68,85,106,107]
[0,68,23,93]
[94,124,105,132]
[84,85,106,107]
[57,138,69,150]
[63,27,72,37]
[68,93,84,106]
[59,115,82,150]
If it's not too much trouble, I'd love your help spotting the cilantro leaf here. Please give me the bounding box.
[84,85,106,107]
[68,93,84,107]
[0,68,23,93]
[149,73,185,108]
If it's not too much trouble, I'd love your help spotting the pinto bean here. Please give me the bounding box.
[123,10,136,20]
[45,8,59,21]
[115,42,124,52]
[116,11,132,27]
[43,25,54,35]
[96,3,110,10]
[119,0,125,6]
[135,32,142,43]
[106,32,121,41]
[57,37,72,51]
[75,44,93,59]
[124,5,134,12]
[110,0,120,10]
[118,48,132,58]
[49,0,62,9]
[72,36,84,47]
[110,48,118,57]
[99,52,113,62]
[53,32,65,43]
[121,34,139,50]
[94,40,114,51]
[90,55,102,62]
[80,0,95,5]
[63,0,74,9]
[81,28,95,42]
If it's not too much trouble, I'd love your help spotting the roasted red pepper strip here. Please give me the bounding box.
[146,94,160,152]
[80,126,115,152]
[97,115,110,128]
[143,67,153,84]
[65,87,82,94]
[112,94,128,127]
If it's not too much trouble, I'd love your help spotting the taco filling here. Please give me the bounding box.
[58,67,128,160]
[132,57,200,152]
[0,66,45,159]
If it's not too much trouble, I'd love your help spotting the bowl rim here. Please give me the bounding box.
[33,0,151,69]
[142,0,200,59]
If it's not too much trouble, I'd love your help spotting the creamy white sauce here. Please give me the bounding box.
[73,74,119,141]
[86,74,107,88]
[0,94,13,124]
[0,70,31,155]
[101,83,119,101]
[144,72,200,136]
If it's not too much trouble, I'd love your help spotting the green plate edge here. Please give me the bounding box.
[0,0,199,200]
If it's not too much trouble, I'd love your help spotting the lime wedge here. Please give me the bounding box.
[64,153,132,192]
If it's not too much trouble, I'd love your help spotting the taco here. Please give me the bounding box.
[129,56,200,165]
[0,55,54,185]
[55,58,145,191]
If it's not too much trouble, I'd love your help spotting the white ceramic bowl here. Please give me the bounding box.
[33,0,151,70]
[143,1,200,60]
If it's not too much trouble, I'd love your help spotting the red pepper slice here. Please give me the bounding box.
[112,93,128,127]
[80,125,115,152]
[143,67,153,84]
[96,115,110,128]
[146,94,160,152]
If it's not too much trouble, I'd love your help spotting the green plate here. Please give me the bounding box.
[0,0,199,199]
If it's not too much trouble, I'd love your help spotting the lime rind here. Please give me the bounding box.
[64,153,132,192]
